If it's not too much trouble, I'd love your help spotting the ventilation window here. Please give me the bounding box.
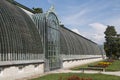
[18,65,25,70]
[34,64,39,68]
[0,68,4,74]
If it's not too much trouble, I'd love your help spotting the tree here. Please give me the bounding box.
[114,36,120,59]
[6,0,14,3]
[104,25,117,36]
[104,25,117,59]
[32,7,43,13]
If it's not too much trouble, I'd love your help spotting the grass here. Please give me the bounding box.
[31,73,120,80]
[70,61,102,70]
[106,60,120,71]
[71,60,120,71]
[31,60,120,80]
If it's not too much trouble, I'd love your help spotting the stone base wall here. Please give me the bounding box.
[0,57,103,80]
[0,63,44,80]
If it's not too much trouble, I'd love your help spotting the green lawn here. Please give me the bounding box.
[31,73,120,80]
[71,60,120,71]
[31,60,120,80]
[70,60,102,70]
[106,60,120,71]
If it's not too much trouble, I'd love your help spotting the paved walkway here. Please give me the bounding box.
[19,69,120,80]
[49,69,120,76]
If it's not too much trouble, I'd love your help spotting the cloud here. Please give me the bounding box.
[61,8,91,27]
[89,23,107,33]
[106,18,120,33]
[88,22,107,44]
[90,33,105,44]
[72,23,107,44]
[70,23,107,44]
[71,28,80,34]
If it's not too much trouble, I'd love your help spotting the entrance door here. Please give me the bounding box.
[45,12,61,71]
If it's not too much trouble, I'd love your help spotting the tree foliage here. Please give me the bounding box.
[104,26,117,36]
[32,7,43,13]
[104,25,120,59]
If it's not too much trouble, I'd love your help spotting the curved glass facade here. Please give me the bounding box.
[0,0,43,62]
[60,26,102,60]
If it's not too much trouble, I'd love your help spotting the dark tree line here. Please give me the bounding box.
[32,8,43,13]
[104,25,120,59]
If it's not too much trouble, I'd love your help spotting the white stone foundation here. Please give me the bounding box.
[0,63,44,80]
[0,58,103,80]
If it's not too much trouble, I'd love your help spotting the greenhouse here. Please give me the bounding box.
[0,0,104,79]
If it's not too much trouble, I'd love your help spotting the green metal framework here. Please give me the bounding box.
[60,25,102,60]
[0,0,43,62]
[32,12,61,71]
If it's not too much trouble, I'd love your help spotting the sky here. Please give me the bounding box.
[15,0,120,45]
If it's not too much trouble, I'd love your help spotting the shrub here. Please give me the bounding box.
[67,75,80,80]
[58,75,93,80]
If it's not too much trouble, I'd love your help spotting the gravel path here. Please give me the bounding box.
[18,69,120,80]
[49,69,120,76]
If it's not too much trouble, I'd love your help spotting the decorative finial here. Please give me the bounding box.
[49,5,55,12]
[46,5,56,18]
